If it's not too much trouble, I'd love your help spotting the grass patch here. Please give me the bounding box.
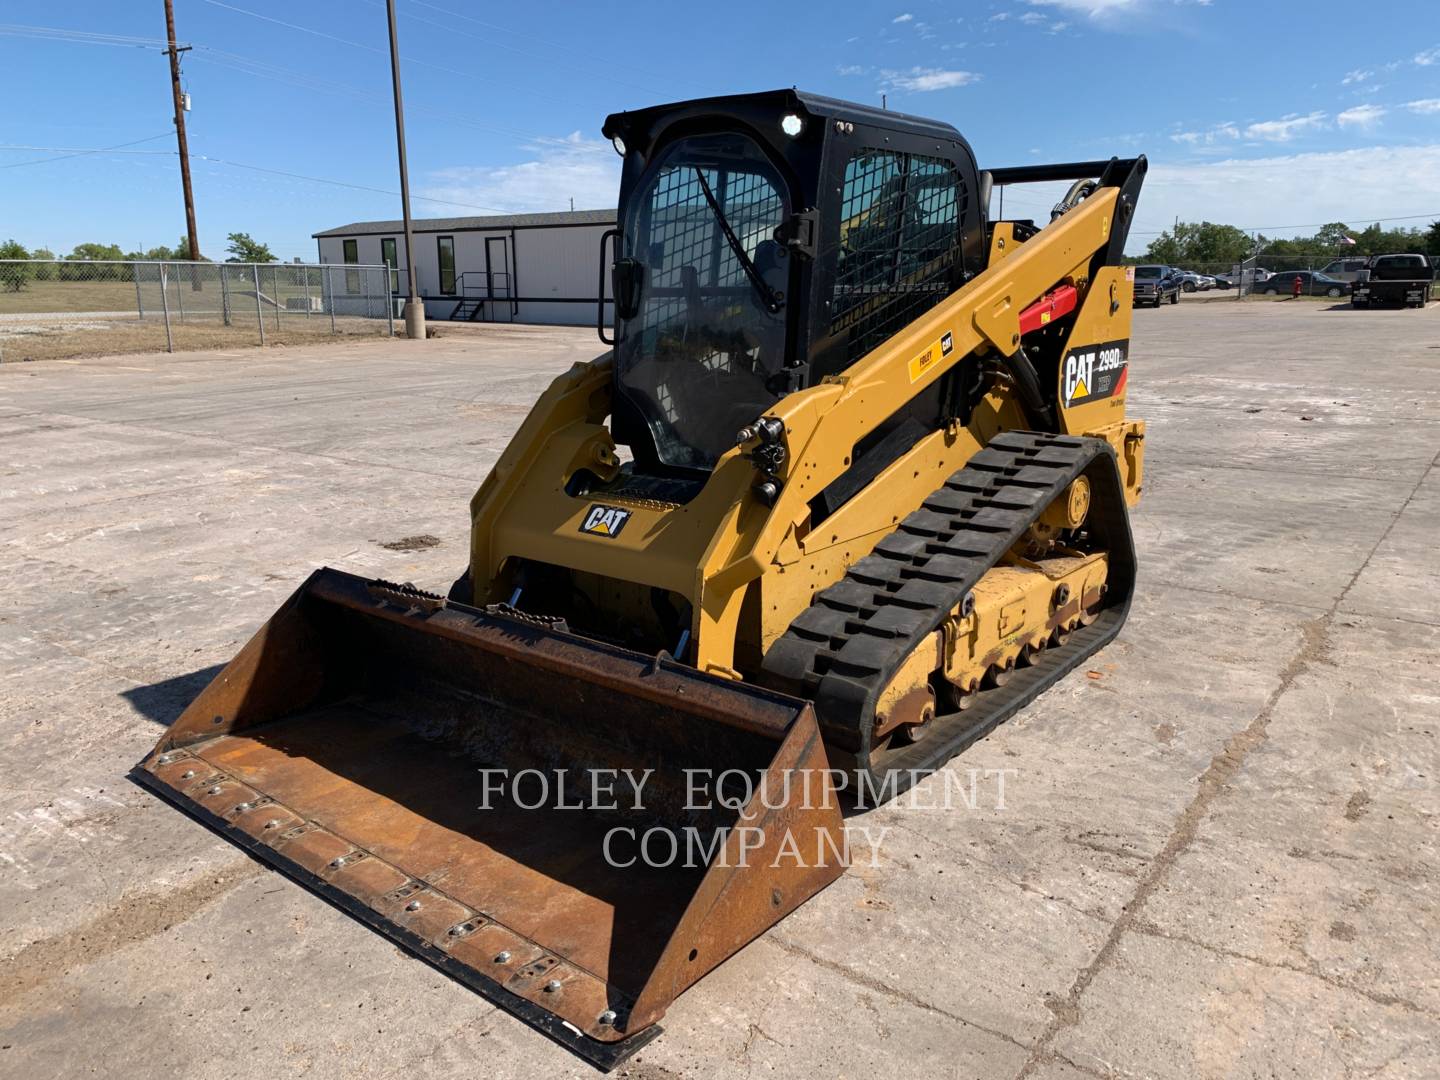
[0,317,390,363]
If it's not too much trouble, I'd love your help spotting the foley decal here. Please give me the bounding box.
[909,330,954,382]
[1061,339,1128,408]
[579,503,633,538]
[908,342,941,383]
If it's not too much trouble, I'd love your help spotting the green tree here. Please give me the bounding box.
[1426,221,1440,258]
[1313,222,1354,248]
[31,246,56,280]
[1143,220,1253,268]
[174,235,209,261]
[225,232,276,263]
[0,238,31,292]
[60,242,127,281]
[67,241,125,261]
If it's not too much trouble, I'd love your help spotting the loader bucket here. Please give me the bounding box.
[135,569,844,1069]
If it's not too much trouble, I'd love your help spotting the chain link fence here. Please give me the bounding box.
[0,259,395,362]
[1143,256,1438,301]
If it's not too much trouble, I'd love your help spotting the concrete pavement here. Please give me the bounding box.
[1,305,1436,1078]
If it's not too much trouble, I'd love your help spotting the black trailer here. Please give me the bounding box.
[1352,254,1434,309]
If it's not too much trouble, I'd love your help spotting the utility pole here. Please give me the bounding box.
[163,0,200,265]
[385,0,425,339]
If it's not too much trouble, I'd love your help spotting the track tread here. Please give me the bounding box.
[762,431,1133,764]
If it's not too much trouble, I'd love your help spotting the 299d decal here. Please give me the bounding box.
[1061,339,1129,408]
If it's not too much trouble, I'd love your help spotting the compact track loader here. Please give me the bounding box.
[138,90,1146,1067]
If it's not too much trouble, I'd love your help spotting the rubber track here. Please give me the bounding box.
[761,430,1133,767]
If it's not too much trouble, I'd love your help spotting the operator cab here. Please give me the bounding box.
[600,90,986,482]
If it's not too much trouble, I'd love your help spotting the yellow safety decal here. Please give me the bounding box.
[908,343,941,383]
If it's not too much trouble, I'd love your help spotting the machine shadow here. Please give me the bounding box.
[121,664,226,725]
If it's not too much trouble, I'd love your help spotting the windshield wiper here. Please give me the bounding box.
[693,168,784,314]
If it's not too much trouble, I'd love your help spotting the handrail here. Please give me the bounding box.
[597,228,619,345]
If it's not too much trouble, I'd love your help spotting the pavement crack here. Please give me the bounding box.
[887,818,1116,924]
[1011,449,1439,1079]
[765,933,1031,1053]
[1126,917,1432,1017]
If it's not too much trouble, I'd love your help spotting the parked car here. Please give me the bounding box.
[1256,270,1349,298]
[1132,264,1182,307]
[1319,257,1370,283]
[1176,269,1214,292]
[1352,253,1433,308]
[1213,267,1272,289]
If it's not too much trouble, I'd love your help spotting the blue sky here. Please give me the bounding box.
[3,0,1438,259]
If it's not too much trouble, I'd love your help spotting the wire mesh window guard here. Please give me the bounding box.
[831,149,966,365]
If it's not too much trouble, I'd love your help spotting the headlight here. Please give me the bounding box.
[611,134,627,157]
[780,113,805,137]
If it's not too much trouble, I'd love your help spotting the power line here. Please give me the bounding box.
[3,20,613,156]
[407,0,708,91]
[188,50,597,149]
[379,0,694,99]
[201,0,616,123]
[0,24,167,48]
[0,133,175,168]
[192,154,522,214]
[0,142,525,214]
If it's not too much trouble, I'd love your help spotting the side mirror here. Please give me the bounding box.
[613,257,644,322]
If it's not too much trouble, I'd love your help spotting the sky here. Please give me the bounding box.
[2,0,1439,260]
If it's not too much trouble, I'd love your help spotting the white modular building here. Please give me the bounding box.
[313,209,615,326]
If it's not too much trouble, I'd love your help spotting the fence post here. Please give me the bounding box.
[134,261,145,320]
[253,263,266,346]
[303,267,312,322]
[175,262,186,323]
[221,265,232,326]
[159,264,174,353]
[273,265,282,332]
[385,269,395,337]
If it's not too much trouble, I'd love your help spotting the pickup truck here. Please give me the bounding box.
[1351,254,1433,309]
[1132,264,1181,307]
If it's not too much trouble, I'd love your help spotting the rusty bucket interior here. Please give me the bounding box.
[135,568,844,1069]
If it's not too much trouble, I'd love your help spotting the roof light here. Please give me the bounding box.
[779,113,804,138]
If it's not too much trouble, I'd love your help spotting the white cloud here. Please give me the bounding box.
[1129,144,1440,250]
[837,64,868,76]
[1026,0,1142,14]
[1415,45,1440,66]
[1406,98,1440,114]
[1024,0,1210,23]
[988,11,1010,20]
[892,12,914,22]
[1340,69,1372,85]
[1243,111,1327,142]
[1170,121,1239,146]
[1337,104,1387,129]
[421,133,618,216]
[881,67,981,92]
[1019,11,1047,24]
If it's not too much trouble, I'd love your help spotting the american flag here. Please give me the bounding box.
[1339,235,1357,246]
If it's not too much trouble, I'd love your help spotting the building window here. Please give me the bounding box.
[342,238,360,294]
[437,236,456,295]
[381,237,399,294]
[830,149,964,364]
